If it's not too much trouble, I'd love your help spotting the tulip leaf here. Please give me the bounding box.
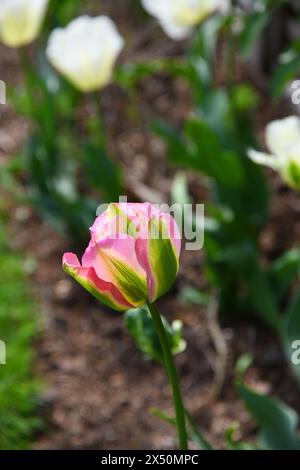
[124,305,186,363]
[271,50,300,99]
[154,120,191,167]
[84,144,122,201]
[238,382,300,450]
[238,12,269,58]
[150,407,213,450]
[179,286,209,306]
[224,423,258,450]
[183,117,244,188]
[190,16,224,64]
[247,267,280,332]
[269,249,300,302]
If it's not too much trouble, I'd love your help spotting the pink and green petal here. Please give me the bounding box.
[82,237,148,307]
[91,205,138,241]
[62,253,133,311]
[159,212,181,257]
[136,217,180,302]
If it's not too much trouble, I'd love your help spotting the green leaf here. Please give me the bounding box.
[270,249,300,302]
[238,382,300,450]
[150,408,213,450]
[235,354,254,378]
[124,305,186,363]
[271,52,300,99]
[84,144,122,202]
[231,84,259,112]
[184,118,244,187]
[190,16,224,63]
[179,286,209,306]
[154,120,191,167]
[224,423,258,450]
[248,267,280,332]
[185,410,213,450]
[239,12,269,58]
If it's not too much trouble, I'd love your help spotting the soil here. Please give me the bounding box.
[1,4,300,449]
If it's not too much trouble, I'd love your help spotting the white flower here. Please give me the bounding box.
[0,0,48,47]
[46,16,124,92]
[248,116,300,189]
[141,0,226,40]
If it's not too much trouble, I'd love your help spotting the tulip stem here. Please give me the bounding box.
[147,301,188,450]
[18,47,36,120]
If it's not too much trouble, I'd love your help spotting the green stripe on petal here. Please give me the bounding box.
[147,218,179,301]
[100,251,148,306]
[63,264,132,311]
[109,203,138,237]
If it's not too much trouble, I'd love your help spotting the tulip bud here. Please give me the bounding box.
[46,15,124,92]
[141,0,226,40]
[63,203,181,311]
[248,116,300,190]
[0,0,48,47]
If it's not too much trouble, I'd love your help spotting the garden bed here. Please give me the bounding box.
[1,27,300,448]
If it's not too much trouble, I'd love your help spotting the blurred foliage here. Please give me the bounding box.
[9,46,122,244]
[0,215,41,449]
[125,305,186,363]
[271,39,300,98]
[238,382,300,450]
[153,15,272,324]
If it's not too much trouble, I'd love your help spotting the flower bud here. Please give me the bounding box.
[46,15,124,92]
[63,203,181,311]
[0,0,48,47]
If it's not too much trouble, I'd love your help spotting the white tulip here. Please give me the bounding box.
[248,116,300,189]
[141,0,227,40]
[46,16,124,93]
[0,0,48,47]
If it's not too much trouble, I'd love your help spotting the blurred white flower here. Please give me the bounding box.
[0,0,48,47]
[141,0,227,40]
[248,116,300,190]
[46,15,124,93]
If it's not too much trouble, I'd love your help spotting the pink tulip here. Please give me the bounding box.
[63,202,181,311]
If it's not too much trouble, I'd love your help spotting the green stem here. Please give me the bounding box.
[18,47,36,120]
[147,301,188,450]
[90,91,107,148]
[18,47,57,175]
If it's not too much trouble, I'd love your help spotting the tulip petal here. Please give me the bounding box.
[158,20,193,40]
[141,0,218,40]
[47,16,124,92]
[62,253,133,311]
[82,237,148,307]
[91,204,138,242]
[0,0,48,47]
[247,149,279,170]
[136,217,180,302]
[265,116,300,158]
